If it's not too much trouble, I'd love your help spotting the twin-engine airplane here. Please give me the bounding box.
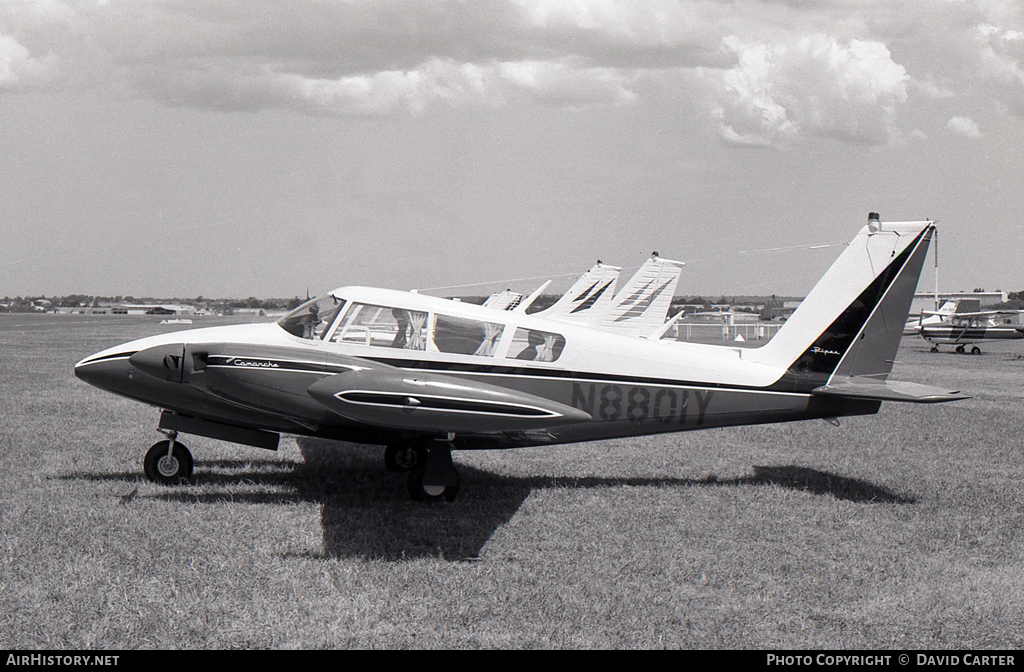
[75,214,965,501]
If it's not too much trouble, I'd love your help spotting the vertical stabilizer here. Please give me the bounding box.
[749,215,935,388]
[536,262,620,325]
[483,290,524,311]
[600,253,685,338]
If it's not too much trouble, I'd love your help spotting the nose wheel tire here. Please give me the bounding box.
[144,440,193,484]
[384,444,425,472]
[408,463,460,502]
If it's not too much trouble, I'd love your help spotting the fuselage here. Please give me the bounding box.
[74,286,876,451]
[919,321,1024,346]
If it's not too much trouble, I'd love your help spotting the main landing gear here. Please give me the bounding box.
[143,430,194,484]
[138,426,459,502]
[384,439,460,502]
[930,345,982,355]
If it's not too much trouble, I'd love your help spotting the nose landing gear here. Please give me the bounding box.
[143,431,194,484]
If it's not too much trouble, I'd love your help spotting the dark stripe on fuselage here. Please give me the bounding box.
[921,327,1022,341]
[359,356,792,394]
[198,352,800,396]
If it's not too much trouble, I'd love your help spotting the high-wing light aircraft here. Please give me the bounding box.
[917,302,1024,354]
[75,214,965,502]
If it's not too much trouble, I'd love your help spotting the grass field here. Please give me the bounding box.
[1,314,1022,649]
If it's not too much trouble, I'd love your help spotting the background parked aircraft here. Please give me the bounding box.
[911,299,1024,353]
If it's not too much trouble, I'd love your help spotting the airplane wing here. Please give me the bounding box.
[534,262,620,325]
[598,253,685,338]
[940,310,1017,319]
[811,376,968,404]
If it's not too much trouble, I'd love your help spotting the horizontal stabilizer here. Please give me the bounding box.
[812,376,968,404]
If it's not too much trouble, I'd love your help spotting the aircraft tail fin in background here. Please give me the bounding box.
[598,253,685,338]
[482,290,524,311]
[905,299,959,335]
[749,214,962,402]
[536,262,620,325]
[931,299,961,316]
[513,280,551,313]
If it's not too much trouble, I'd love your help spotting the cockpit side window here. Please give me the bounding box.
[330,303,427,350]
[278,295,346,340]
[508,328,565,362]
[433,315,505,356]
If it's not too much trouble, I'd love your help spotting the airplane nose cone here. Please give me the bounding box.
[73,359,99,386]
[74,351,135,393]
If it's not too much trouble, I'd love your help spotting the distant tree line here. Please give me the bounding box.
[998,291,1024,310]
[7,290,1024,315]
[0,295,306,314]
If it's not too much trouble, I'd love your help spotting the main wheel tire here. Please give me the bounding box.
[384,444,424,472]
[407,463,459,502]
[971,346,982,355]
[143,440,193,484]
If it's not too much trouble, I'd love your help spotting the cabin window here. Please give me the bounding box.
[508,328,565,362]
[278,294,347,340]
[330,303,428,350]
[432,315,505,357]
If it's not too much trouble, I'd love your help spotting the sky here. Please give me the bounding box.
[1,0,1023,300]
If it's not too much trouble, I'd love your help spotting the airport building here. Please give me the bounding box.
[55,303,197,316]
[910,290,1007,315]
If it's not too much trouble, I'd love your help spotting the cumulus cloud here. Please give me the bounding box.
[947,115,983,138]
[703,34,909,146]
[971,21,1024,115]
[0,34,55,89]
[2,0,1022,144]
[132,56,637,116]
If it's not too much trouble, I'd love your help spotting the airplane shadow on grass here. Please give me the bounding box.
[65,438,914,562]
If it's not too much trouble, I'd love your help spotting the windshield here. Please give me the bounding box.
[278,294,346,340]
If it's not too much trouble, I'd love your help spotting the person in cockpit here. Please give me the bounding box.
[299,304,321,339]
[391,308,410,348]
[516,330,546,361]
